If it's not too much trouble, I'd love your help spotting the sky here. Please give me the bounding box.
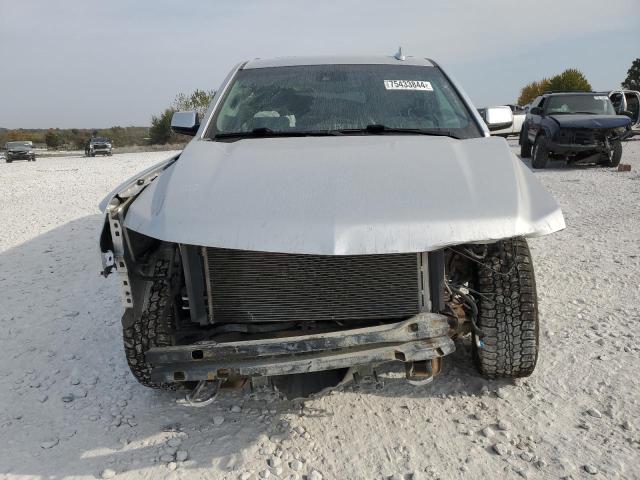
[1,0,639,129]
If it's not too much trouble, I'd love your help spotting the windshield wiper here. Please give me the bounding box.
[337,124,461,139]
[213,127,343,141]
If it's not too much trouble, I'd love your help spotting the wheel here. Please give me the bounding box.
[123,252,177,389]
[600,139,622,167]
[5,159,11,163]
[519,129,532,158]
[472,237,539,379]
[90,152,95,157]
[531,135,549,169]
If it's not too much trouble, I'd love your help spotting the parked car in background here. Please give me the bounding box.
[85,137,113,157]
[4,141,36,163]
[607,90,640,136]
[519,92,632,169]
[98,54,564,402]
[478,104,525,137]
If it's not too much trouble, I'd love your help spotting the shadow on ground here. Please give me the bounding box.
[0,214,512,478]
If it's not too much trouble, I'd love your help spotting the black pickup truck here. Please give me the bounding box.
[519,92,632,169]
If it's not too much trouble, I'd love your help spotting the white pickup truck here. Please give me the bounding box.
[478,105,526,137]
[608,90,640,136]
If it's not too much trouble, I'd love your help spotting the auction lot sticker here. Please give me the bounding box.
[384,80,433,91]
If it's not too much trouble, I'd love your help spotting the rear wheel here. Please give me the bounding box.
[531,135,549,169]
[472,237,539,379]
[123,252,177,389]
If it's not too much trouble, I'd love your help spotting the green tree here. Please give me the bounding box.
[517,69,592,106]
[622,58,640,90]
[547,69,591,93]
[518,78,551,106]
[44,129,61,148]
[173,89,215,118]
[149,108,175,145]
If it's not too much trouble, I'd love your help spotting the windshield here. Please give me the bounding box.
[208,64,482,139]
[92,137,109,143]
[6,141,31,149]
[545,95,616,115]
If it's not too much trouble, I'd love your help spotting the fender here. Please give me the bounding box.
[98,155,179,325]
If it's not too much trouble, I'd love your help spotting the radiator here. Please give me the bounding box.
[201,247,421,323]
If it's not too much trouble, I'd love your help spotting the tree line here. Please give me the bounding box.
[3,59,639,148]
[0,89,215,149]
[0,126,149,150]
[517,58,639,106]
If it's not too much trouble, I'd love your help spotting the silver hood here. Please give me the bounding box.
[116,136,564,255]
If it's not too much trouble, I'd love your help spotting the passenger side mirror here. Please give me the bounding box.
[483,106,513,132]
[529,107,543,116]
[171,111,200,136]
[621,110,634,119]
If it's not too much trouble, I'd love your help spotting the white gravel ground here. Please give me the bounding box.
[1,141,639,480]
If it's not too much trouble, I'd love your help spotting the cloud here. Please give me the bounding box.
[1,0,638,127]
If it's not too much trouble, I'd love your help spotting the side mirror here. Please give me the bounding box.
[171,111,200,136]
[484,106,513,132]
[529,107,543,116]
[621,110,634,119]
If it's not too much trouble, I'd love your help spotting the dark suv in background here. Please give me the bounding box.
[4,141,36,163]
[519,92,632,169]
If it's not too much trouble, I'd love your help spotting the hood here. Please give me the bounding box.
[119,136,565,255]
[549,114,631,129]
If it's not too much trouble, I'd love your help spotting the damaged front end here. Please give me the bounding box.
[98,137,564,400]
[550,126,631,163]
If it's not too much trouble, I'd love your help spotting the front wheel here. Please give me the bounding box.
[531,135,549,169]
[520,129,532,158]
[472,237,539,379]
[600,139,622,167]
[123,252,177,389]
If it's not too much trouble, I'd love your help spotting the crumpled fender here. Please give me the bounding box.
[98,154,180,213]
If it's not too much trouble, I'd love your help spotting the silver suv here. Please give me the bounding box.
[99,54,565,401]
[85,137,112,157]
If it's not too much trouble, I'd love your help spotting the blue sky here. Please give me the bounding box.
[1,0,638,128]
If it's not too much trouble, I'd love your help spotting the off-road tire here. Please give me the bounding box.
[123,255,176,389]
[5,159,12,163]
[600,139,622,167]
[472,237,539,378]
[520,130,532,158]
[532,135,549,169]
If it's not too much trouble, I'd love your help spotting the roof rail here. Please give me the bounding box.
[542,90,595,94]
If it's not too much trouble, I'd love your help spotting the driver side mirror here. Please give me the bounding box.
[483,106,513,132]
[620,110,634,119]
[529,107,543,116]
[171,111,200,136]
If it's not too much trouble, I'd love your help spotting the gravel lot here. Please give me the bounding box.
[1,140,639,480]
